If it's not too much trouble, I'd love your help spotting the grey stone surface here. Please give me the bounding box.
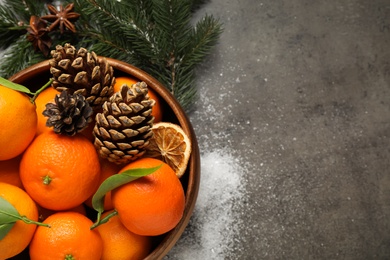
[170,0,390,259]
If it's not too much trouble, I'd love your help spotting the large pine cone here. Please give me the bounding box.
[43,90,94,136]
[93,82,155,164]
[49,43,115,110]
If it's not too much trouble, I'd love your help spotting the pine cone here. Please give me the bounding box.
[93,82,155,164]
[49,43,115,110]
[43,90,94,136]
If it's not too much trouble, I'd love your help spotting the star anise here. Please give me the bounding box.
[26,16,52,56]
[41,3,80,34]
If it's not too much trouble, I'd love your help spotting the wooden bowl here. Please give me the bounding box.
[9,58,201,260]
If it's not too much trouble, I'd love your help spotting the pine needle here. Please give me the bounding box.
[0,37,46,78]
[0,0,223,111]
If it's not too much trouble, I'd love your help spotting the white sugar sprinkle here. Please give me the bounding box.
[166,149,247,259]
[165,65,249,259]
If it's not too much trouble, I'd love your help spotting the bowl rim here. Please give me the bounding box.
[9,58,201,260]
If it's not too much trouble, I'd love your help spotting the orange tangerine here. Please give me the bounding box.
[0,84,37,160]
[0,182,39,259]
[34,86,59,135]
[20,131,101,210]
[0,155,24,189]
[29,212,103,260]
[85,159,122,211]
[96,210,152,259]
[37,203,87,222]
[112,158,185,236]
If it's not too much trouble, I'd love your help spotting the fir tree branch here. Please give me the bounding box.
[1,0,48,21]
[0,36,46,78]
[0,0,223,111]
[0,1,29,48]
[151,0,193,96]
[0,21,26,49]
[0,0,53,72]
[182,15,223,69]
[74,0,156,62]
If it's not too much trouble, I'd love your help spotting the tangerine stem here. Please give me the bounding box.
[65,254,75,260]
[90,209,118,230]
[30,78,53,103]
[20,216,50,228]
[42,175,52,185]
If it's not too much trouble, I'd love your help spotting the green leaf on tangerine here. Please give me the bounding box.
[0,76,33,94]
[91,165,161,229]
[0,197,20,240]
[0,196,50,240]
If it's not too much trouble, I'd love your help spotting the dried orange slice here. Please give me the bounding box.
[145,122,191,178]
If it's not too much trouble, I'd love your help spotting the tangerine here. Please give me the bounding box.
[112,158,185,236]
[37,203,87,222]
[0,84,37,160]
[0,182,39,259]
[85,159,122,211]
[20,131,101,211]
[29,211,103,260]
[0,155,24,189]
[96,210,152,260]
[114,77,163,122]
[34,85,59,135]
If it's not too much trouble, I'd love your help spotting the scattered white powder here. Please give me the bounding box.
[165,70,249,259]
[165,149,247,259]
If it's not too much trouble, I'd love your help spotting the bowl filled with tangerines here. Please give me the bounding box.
[0,43,200,260]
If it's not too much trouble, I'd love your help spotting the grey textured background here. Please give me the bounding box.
[175,0,390,259]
